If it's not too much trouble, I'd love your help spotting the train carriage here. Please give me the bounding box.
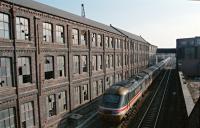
[98,57,171,123]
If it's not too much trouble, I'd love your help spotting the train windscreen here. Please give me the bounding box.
[102,94,121,108]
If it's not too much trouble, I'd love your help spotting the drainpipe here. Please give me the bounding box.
[11,5,21,128]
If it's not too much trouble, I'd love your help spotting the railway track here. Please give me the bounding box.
[135,69,171,128]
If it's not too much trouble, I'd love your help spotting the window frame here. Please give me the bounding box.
[73,55,80,74]
[72,28,79,45]
[0,13,10,39]
[43,22,53,42]
[56,25,64,44]
[17,57,32,85]
[57,56,65,78]
[44,56,54,80]
[0,57,12,87]
[16,16,29,40]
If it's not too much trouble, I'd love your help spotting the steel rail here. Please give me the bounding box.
[136,70,170,128]
[153,69,171,128]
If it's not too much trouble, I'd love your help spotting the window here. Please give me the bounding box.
[81,30,87,45]
[83,84,89,101]
[92,33,96,47]
[56,25,64,43]
[118,39,121,49]
[0,13,9,39]
[115,39,118,49]
[57,56,65,77]
[47,94,56,117]
[58,91,67,113]
[81,56,87,73]
[16,17,29,40]
[111,75,114,85]
[105,76,110,89]
[72,29,78,45]
[118,55,121,66]
[98,55,102,70]
[0,57,12,87]
[92,56,97,71]
[98,80,103,95]
[21,102,34,128]
[115,55,118,67]
[110,55,113,68]
[109,37,113,48]
[105,37,108,48]
[97,34,102,47]
[74,86,81,106]
[93,81,98,98]
[106,55,109,68]
[43,23,52,42]
[0,108,15,128]
[18,57,31,84]
[73,56,80,74]
[44,56,54,80]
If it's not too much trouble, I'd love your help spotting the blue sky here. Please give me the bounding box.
[35,0,200,48]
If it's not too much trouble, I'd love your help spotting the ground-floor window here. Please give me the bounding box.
[21,102,34,128]
[0,108,15,128]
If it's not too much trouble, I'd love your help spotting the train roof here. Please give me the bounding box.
[107,79,141,95]
[148,66,158,71]
[137,72,148,79]
[105,85,129,95]
[142,68,153,75]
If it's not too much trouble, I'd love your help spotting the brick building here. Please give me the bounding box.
[0,0,157,127]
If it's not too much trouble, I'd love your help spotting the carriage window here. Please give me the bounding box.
[102,94,121,108]
[103,94,119,103]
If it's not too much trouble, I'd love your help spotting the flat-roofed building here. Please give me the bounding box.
[176,37,200,76]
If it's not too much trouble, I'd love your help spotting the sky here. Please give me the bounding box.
[34,0,200,48]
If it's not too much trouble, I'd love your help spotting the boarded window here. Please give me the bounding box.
[18,57,31,84]
[44,56,54,80]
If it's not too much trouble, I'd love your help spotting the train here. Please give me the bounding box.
[98,57,171,122]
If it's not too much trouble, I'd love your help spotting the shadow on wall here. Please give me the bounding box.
[182,60,200,76]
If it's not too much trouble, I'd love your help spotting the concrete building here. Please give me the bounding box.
[176,37,200,76]
[0,0,157,128]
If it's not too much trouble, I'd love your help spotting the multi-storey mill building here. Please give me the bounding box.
[0,0,157,127]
